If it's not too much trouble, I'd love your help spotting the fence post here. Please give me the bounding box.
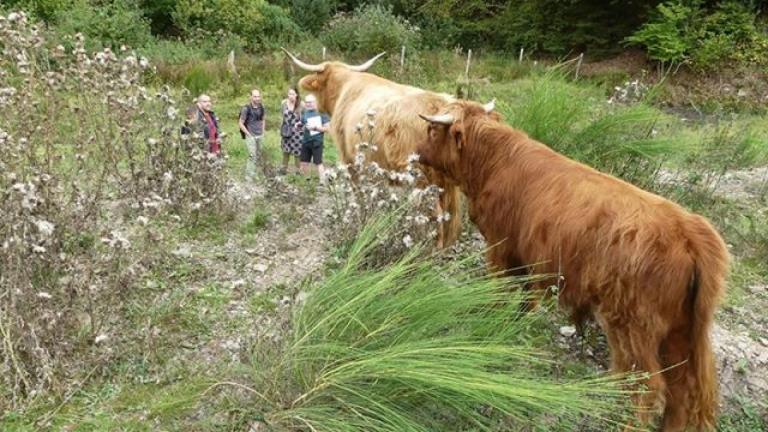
[400,45,406,73]
[519,47,524,63]
[465,49,472,79]
[322,46,326,60]
[575,53,584,79]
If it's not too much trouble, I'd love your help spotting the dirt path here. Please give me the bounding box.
[168,176,331,365]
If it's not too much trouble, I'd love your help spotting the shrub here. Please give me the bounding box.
[320,4,420,56]
[624,1,693,65]
[1,0,75,21]
[172,0,300,50]
[0,11,229,408]
[289,0,335,33]
[627,0,768,70]
[321,119,442,266]
[54,0,153,50]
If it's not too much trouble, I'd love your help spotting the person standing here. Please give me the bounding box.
[239,89,266,180]
[279,87,302,174]
[299,94,330,180]
[196,94,222,154]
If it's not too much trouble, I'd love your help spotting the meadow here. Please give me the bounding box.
[1,12,767,431]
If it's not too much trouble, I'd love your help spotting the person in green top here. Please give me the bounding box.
[298,94,330,180]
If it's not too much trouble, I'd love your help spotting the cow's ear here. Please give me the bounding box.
[450,123,465,150]
[304,76,321,91]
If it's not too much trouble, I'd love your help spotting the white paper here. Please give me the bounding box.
[306,115,322,136]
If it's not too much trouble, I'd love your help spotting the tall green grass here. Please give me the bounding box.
[484,70,687,187]
[245,214,637,431]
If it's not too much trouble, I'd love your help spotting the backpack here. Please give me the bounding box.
[239,104,265,139]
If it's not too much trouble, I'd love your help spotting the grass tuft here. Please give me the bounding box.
[242,213,638,431]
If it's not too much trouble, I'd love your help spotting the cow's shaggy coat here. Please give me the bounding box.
[417,101,729,431]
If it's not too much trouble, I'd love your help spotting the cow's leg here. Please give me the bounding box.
[435,199,446,249]
[437,185,461,247]
[605,322,666,430]
[659,324,695,432]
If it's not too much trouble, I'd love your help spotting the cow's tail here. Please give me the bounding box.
[439,183,462,247]
[686,218,728,429]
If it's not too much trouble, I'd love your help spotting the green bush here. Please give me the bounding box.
[289,0,335,33]
[320,4,420,56]
[54,0,153,50]
[172,0,300,50]
[2,0,75,21]
[624,1,693,65]
[692,1,768,68]
[627,0,768,70]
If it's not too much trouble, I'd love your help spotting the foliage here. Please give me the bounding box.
[245,216,636,431]
[0,12,229,408]
[172,0,300,50]
[54,0,153,50]
[496,70,681,188]
[320,4,420,56]
[624,1,693,64]
[1,0,75,21]
[322,134,442,266]
[627,0,768,69]
[288,0,336,33]
[182,64,217,95]
[417,0,659,55]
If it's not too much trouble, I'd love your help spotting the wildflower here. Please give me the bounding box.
[399,172,415,184]
[407,153,420,163]
[35,219,55,237]
[402,234,414,248]
[32,245,46,253]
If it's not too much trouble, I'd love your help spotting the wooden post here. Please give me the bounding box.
[575,53,584,79]
[519,47,524,62]
[465,49,472,79]
[322,46,326,60]
[227,50,236,75]
[400,45,406,73]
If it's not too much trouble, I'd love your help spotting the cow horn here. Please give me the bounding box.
[419,113,455,125]
[483,98,496,113]
[346,52,387,72]
[281,47,325,72]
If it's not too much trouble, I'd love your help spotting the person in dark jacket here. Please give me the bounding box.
[196,94,222,154]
